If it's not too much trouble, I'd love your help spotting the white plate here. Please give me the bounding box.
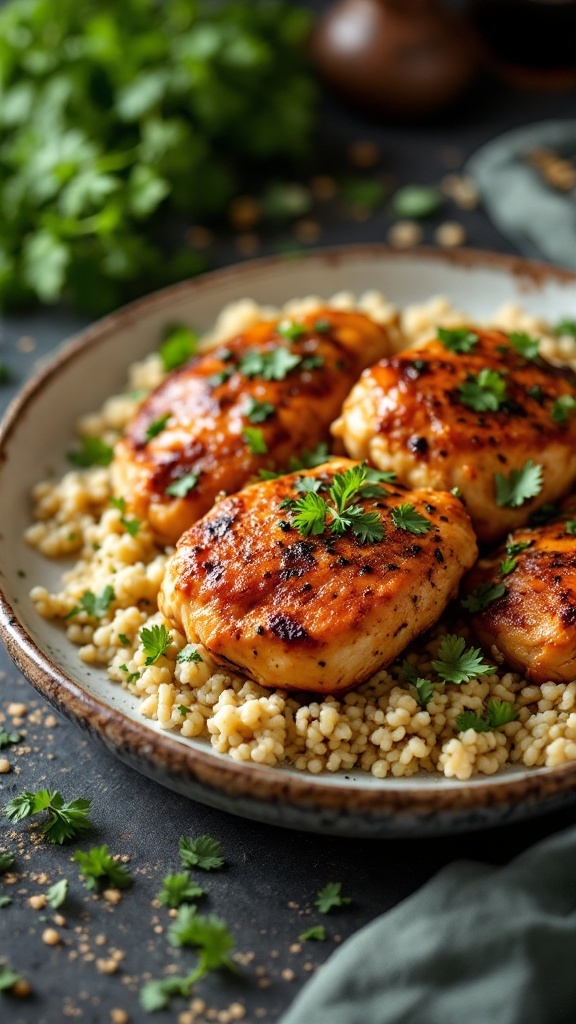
[2,245,576,837]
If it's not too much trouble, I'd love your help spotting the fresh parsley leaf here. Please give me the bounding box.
[461,582,506,612]
[299,925,326,941]
[288,443,330,471]
[458,368,507,412]
[160,325,198,372]
[506,540,532,557]
[276,319,307,341]
[566,520,576,535]
[179,835,225,872]
[486,700,517,727]
[208,368,234,387]
[67,436,113,468]
[168,906,235,980]
[494,460,543,508]
[315,882,351,914]
[140,624,171,665]
[431,635,492,684]
[165,470,200,497]
[243,426,268,455]
[158,872,204,908]
[0,731,21,749]
[73,845,132,891]
[0,897,11,908]
[178,705,189,716]
[109,496,140,536]
[313,318,331,333]
[140,976,192,1013]
[390,503,432,534]
[414,677,435,709]
[239,346,302,381]
[456,710,492,733]
[456,700,517,733]
[46,879,68,909]
[437,327,479,353]
[5,790,92,844]
[290,491,328,536]
[245,397,275,424]
[508,331,540,360]
[176,645,203,664]
[118,634,130,647]
[301,354,324,371]
[66,585,115,620]
[295,476,324,494]
[0,963,23,992]
[554,319,576,337]
[551,394,576,425]
[0,852,14,874]
[145,412,171,441]
[500,557,517,576]
[527,384,543,403]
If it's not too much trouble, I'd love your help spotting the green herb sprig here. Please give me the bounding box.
[5,789,92,844]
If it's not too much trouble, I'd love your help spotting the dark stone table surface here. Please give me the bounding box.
[1,7,576,1023]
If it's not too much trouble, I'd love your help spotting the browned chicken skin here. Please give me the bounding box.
[159,458,477,694]
[112,309,391,545]
[465,500,576,684]
[332,327,576,545]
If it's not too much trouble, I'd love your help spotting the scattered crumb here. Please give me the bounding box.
[95,934,107,946]
[257,978,271,989]
[96,958,119,974]
[17,335,36,353]
[42,927,61,946]
[12,978,32,998]
[281,968,295,981]
[54,914,67,927]
[435,221,466,247]
[103,889,122,905]
[44,715,58,728]
[347,140,381,168]
[29,894,47,910]
[110,1010,129,1024]
[228,1003,246,1020]
[0,758,12,773]
[440,174,479,209]
[289,943,302,954]
[7,703,28,717]
[387,220,423,248]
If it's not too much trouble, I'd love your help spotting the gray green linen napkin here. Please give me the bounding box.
[467,120,576,269]
[279,825,576,1024]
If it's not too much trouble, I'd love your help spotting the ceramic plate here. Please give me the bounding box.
[2,245,576,838]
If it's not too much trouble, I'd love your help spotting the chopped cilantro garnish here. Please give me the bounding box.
[46,878,68,909]
[527,384,543,403]
[301,354,324,371]
[176,645,203,664]
[245,397,275,424]
[299,925,327,941]
[0,731,21,749]
[295,476,324,494]
[165,470,200,498]
[67,436,113,468]
[140,975,192,1013]
[551,394,576,425]
[243,426,268,455]
[282,463,386,544]
[158,872,204,908]
[140,624,171,665]
[313,318,331,333]
[179,835,225,872]
[0,963,24,992]
[208,368,234,388]
[0,897,11,909]
[566,520,576,535]
[508,331,540,360]
[159,325,198,372]
[276,319,307,341]
[109,496,140,536]
[555,319,576,337]
[145,412,171,441]
[5,789,92,844]
[239,346,302,381]
[461,582,507,612]
[437,327,479,353]
[414,677,435,709]
[315,882,351,914]
[500,557,517,576]
[390,503,432,535]
[494,459,543,508]
[431,635,492,684]
[73,845,132,890]
[66,585,115,621]
[118,634,130,647]
[0,851,14,874]
[506,540,532,557]
[168,907,235,980]
[458,368,507,412]
[456,699,517,733]
[178,705,189,716]
[288,443,330,471]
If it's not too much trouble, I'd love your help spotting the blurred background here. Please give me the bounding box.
[0,0,575,325]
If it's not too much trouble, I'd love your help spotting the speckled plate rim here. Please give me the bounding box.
[2,243,576,835]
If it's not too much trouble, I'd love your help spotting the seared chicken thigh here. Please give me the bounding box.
[159,458,477,693]
[465,501,576,684]
[112,309,390,545]
[332,327,576,545]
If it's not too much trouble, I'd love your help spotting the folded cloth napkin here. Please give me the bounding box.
[467,120,576,269]
[279,825,576,1024]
